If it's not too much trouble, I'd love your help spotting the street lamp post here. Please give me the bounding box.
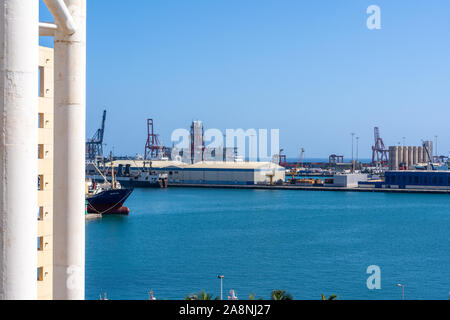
[397,283,405,300]
[351,133,355,172]
[435,135,438,158]
[356,136,359,166]
[218,275,224,300]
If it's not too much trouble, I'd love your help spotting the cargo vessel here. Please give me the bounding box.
[86,185,133,215]
[85,158,133,215]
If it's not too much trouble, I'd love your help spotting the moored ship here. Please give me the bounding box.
[86,158,133,215]
[86,184,133,215]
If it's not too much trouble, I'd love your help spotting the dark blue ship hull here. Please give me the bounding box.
[87,188,133,215]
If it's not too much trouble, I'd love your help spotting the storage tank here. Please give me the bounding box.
[412,146,418,165]
[423,144,429,163]
[408,146,413,167]
[418,146,423,163]
[397,146,403,166]
[423,141,433,162]
[389,146,395,170]
[391,146,399,170]
[403,147,409,168]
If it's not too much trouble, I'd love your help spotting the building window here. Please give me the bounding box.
[38,113,44,128]
[39,66,44,97]
[37,267,44,281]
[38,206,44,221]
[38,175,44,191]
[37,237,44,251]
[38,144,44,159]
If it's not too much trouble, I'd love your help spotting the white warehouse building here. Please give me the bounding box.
[162,161,285,185]
[97,160,285,186]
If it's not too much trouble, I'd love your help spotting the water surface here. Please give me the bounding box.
[86,188,450,300]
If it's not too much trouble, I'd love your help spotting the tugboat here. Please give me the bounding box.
[86,155,133,215]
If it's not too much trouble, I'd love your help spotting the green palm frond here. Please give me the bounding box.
[271,290,293,300]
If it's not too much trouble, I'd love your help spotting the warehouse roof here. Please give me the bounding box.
[188,161,283,170]
[102,160,283,170]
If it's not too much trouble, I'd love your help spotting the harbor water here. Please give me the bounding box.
[86,188,450,300]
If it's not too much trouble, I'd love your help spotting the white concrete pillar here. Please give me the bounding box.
[0,0,38,300]
[53,0,86,300]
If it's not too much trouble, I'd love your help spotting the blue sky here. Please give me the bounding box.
[39,0,450,159]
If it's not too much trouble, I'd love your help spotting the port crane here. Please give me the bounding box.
[295,148,305,173]
[422,140,435,170]
[86,109,106,161]
[372,127,389,168]
[288,148,305,181]
[144,118,166,161]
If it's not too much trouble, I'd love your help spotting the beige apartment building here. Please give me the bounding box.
[37,46,54,300]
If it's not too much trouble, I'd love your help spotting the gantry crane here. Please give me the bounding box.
[86,109,106,161]
[295,148,305,172]
[372,127,389,168]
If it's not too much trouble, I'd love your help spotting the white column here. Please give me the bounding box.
[53,0,86,300]
[0,0,38,300]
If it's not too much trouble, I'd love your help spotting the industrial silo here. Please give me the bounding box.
[412,146,418,165]
[392,146,399,170]
[398,146,403,167]
[408,146,413,167]
[418,146,423,163]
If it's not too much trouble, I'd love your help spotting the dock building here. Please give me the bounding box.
[93,160,286,186]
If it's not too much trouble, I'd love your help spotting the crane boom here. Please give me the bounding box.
[296,148,305,170]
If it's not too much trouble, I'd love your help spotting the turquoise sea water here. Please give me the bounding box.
[86,188,450,300]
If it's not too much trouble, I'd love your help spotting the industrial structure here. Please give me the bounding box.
[329,154,344,166]
[167,120,238,163]
[190,120,204,164]
[388,141,433,170]
[86,109,106,160]
[1,0,86,300]
[144,118,166,160]
[371,127,389,168]
[384,170,450,190]
[99,160,285,186]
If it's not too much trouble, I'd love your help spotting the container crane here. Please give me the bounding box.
[295,148,305,173]
[422,140,435,170]
[289,148,305,181]
[86,109,106,161]
[372,127,389,168]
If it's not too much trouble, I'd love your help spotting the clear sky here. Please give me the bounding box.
[39,0,450,159]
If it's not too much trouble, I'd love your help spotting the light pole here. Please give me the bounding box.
[218,275,224,300]
[434,135,438,158]
[397,283,405,300]
[351,133,355,172]
[356,136,359,165]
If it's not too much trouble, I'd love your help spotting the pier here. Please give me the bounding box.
[169,183,450,194]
